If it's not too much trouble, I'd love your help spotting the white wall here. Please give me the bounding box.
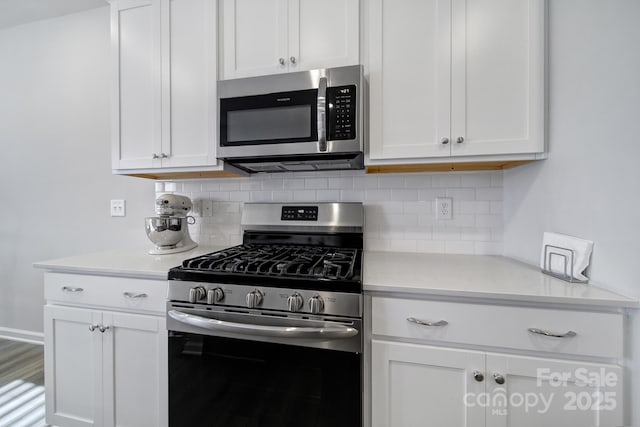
[0,7,154,336]
[504,1,640,425]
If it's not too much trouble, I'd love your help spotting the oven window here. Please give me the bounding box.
[169,332,362,427]
[227,105,311,142]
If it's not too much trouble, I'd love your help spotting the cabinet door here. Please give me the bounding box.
[101,311,168,427]
[222,0,288,78]
[372,340,485,427]
[450,0,545,157]
[288,0,359,72]
[44,305,102,427]
[368,0,451,160]
[111,0,162,170]
[486,353,623,427]
[160,0,218,168]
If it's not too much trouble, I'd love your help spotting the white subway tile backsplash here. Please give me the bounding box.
[378,175,404,188]
[404,174,432,188]
[461,173,492,188]
[262,179,284,190]
[272,191,294,201]
[229,191,251,202]
[475,214,503,228]
[240,180,262,191]
[283,179,305,190]
[201,182,220,192]
[219,181,241,191]
[446,188,476,201]
[353,175,378,189]
[340,190,363,202]
[305,178,328,189]
[445,241,476,254]
[250,191,273,202]
[293,190,317,201]
[328,177,354,189]
[391,189,419,201]
[432,174,461,188]
[476,187,503,201]
[179,170,504,255]
[365,189,391,201]
[416,240,446,253]
[316,190,341,202]
[419,188,447,200]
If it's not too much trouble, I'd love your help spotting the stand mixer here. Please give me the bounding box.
[145,194,198,255]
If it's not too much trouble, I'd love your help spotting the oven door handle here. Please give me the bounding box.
[168,310,358,339]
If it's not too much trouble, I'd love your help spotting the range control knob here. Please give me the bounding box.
[246,290,263,309]
[188,286,206,303]
[207,288,225,305]
[286,293,304,312]
[308,295,325,315]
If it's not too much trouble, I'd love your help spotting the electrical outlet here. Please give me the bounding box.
[435,197,452,220]
[110,199,126,217]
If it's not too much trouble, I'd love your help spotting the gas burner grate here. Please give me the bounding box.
[182,244,360,281]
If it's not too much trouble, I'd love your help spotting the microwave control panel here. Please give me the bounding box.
[327,85,356,141]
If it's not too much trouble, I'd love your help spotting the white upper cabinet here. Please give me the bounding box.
[111,0,218,171]
[111,0,159,170]
[221,0,359,79]
[368,0,546,161]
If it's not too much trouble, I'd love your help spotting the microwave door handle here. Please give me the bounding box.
[317,77,328,152]
[168,310,358,339]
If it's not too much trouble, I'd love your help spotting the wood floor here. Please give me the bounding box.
[0,338,46,427]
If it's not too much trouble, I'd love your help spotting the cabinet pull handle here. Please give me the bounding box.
[472,371,484,382]
[62,286,83,293]
[290,56,296,64]
[493,373,506,385]
[123,292,148,299]
[88,324,98,332]
[440,137,449,145]
[456,136,464,143]
[279,57,285,65]
[152,153,160,159]
[98,325,110,333]
[160,153,169,159]
[527,327,577,338]
[407,317,448,327]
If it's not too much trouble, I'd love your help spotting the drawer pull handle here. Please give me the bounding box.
[472,371,484,382]
[88,324,98,332]
[123,292,148,299]
[493,373,506,385]
[98,325,110,333]
[62,286,84,293]
[527,327,577,338]
[407,317,448,327]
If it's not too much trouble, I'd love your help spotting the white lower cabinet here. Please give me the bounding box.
[370,297,625,427]
[372,341,485,427]
[43,273,168,427]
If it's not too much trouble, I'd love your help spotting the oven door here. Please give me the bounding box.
[167,304,362,427]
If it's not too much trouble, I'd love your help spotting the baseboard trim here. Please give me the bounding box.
[0,327,44,345]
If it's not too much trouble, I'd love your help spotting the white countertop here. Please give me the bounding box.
[33,245,227,280]
[34,247,638,308]
[363,252,638,308]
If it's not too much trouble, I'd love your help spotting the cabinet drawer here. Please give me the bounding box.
[371,297,623,359]
[45,272,167,314]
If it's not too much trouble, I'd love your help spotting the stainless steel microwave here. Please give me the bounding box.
[217,65,364,173]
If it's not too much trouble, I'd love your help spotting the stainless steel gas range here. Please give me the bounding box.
[166,203,364,427]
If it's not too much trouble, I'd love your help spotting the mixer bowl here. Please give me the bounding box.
[145,217,188,248]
